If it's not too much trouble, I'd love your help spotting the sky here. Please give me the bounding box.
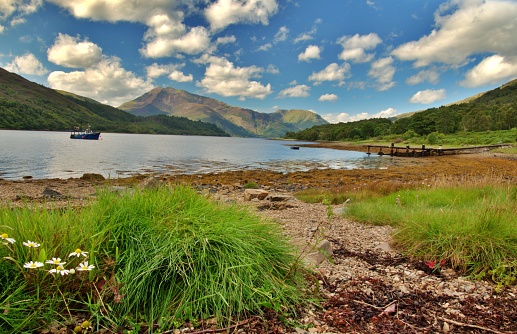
[1,0,517,124]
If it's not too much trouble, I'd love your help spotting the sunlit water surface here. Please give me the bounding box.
[0,130,389,180]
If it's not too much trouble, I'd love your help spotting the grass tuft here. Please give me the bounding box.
[0,185,306,332]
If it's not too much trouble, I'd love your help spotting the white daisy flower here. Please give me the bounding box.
[1,233,15,244]
[49,265,70,276]
[69,248,88,257]
[45,257,65,265]
[76,261,95,271]
[23,240,40,248]
[24,261,44,269]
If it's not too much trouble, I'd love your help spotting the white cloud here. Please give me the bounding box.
[298,45,321,62]
[294,18,321,43]
[48,1,211,58]
[318,94,338,102]
[4,53,47,75]
[47,57,154,106]
[368,57,395,91]
[205,0,278,31]
[0,0,42,31]
[196,56,272,100]
[146,63,192,82]
[409,89,446,104]
[47,34,102,68]
[277,84,310,98]
[257,43,272,51]
[406,68,440,85]
[141,25,211,58]
[323,107,398,123]
[274,26,288,43]
[266,64,279,74]
[337,33,382,63]
[461,55,517,87]
[308,62,351,85]
[392,0,517,67]
[216,35,236,45]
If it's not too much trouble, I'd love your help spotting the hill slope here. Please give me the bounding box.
[0,67,228,136]
[118,87,328,137]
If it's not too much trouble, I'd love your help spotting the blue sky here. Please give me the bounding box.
[1,0,517,123]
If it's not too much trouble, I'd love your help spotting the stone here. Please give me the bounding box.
[80,173,105,181]
[42,187,64,199]
[137,175,162,189]
[267,194,291,202]
[244,188,268,201]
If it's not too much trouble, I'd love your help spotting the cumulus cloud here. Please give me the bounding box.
[266,64,279,74]
[4,53,48,75]
[368,57,395,91]
[392,0,517,67]
[205,0,278,31]
[308,62,351,85]
[47,0,211,58]
[409,89,446,104]
[319,94,338,102]
[298,45,321,62]
[47,57,154,106]
[323,107,398,124]
[257,43,272,51]
[141,25,211,58]
[0,0,42,31]
[337,33,382,63]
[146,63,193,82]
[461,55,517,87]
[277,84,310,98]
[196,56,272,100]
[47,34,102,68]
[406,68,440,85]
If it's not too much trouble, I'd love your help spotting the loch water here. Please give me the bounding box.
[0,130,384,180]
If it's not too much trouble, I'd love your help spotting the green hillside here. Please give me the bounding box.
[287,78,517,142]
[119,87,328,137]
[0,67,228,136]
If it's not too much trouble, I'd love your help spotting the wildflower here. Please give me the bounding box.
[23,261,44,269]
[49,265,70,276]
[69,268,76,274]
[46,257,65,265]
[77,261,95,271]
[1,233,16,244]
[69,248,88,257]
[23,240,40,248]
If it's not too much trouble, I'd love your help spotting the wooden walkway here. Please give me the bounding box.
[366,144,509,157]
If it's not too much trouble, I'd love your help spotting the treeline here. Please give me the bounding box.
[287,79,517,141]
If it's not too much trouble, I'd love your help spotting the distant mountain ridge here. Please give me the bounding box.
[0,67,228,136]
[118,87,328,137]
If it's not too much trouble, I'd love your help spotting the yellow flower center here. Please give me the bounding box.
[81,320,90,328]
[1,233,8,239]
[75,248,82,253]
[57,265,64,270]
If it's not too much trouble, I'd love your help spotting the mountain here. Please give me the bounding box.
[118,87,328,137]
[0,67,228,136]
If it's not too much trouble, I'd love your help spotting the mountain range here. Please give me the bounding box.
[118,87,327,137]
[0,67,326,138]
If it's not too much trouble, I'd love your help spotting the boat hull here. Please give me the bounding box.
[70,132,101,140]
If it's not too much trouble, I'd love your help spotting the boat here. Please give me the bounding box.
[70,126,101,140]
[290,146,300,150]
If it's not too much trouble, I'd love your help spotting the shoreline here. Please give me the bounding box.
[1,144,517,332]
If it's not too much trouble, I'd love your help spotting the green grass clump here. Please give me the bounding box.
[0,185,306,332]
[345,185,517,285]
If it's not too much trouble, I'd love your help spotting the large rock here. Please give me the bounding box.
[244,189,269,201]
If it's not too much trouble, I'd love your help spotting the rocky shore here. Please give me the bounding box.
[1,146,517,333]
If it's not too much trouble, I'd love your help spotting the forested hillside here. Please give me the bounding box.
[0,67,228,136]
[287,79,517,141]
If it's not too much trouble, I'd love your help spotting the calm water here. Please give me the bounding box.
[0,130,384,180]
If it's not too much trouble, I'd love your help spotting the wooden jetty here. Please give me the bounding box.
[366,143,509,157]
